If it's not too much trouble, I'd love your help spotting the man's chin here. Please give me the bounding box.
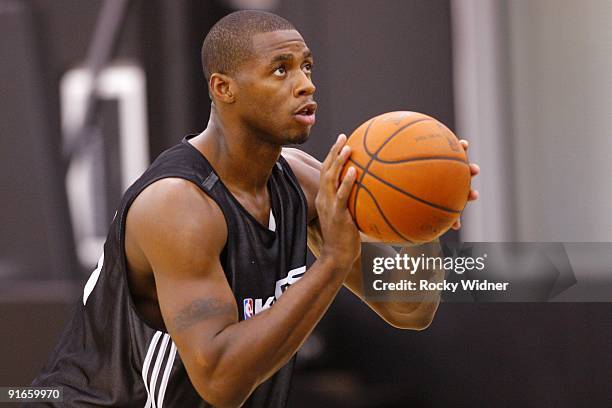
[284,130,310,146]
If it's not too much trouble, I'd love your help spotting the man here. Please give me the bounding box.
[33,10,479,407]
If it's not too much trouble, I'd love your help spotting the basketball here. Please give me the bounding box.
[341,111,471,243]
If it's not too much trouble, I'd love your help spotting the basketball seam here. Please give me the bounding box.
[348,159,464,214]
[352,118,377,228]
[353,117,433,238]
[349,156,469,167]
[356,117,425,225]
[359,183,413,243]
[352,185,360,231]
[370,156,469,165]
[362,118,434,158]
[360,118,434,192]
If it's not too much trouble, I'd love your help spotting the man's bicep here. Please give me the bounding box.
[151,243,238,336]
[145,214,242,400]
[153,254,238,371]
[128,179,238,369]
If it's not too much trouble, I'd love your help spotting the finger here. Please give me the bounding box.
[460,139,469,152]
[321,135,342,172]
[322,134,347,172]
[470,163,480,176]
[328,145,352,188]
[336,166,356,206]
[468,189,479,201]
[451,219,461,230]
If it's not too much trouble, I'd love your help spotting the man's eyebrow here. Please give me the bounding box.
[270,53,294,64]
[269,50,313,64]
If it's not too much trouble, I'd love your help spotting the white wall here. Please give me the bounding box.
[509,0,612,241]
[453,0,612,241]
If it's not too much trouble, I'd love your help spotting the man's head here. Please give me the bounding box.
[201,10,317,146]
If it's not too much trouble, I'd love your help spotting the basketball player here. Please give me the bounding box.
[33,10,479,407]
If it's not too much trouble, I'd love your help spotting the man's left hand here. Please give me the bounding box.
[451,139,480,230]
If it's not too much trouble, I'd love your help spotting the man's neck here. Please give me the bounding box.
[189,108,281,194]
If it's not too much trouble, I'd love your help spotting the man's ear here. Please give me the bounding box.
[209,73,236,104]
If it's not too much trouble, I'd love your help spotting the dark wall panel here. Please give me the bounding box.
[278,0,455,161]
[0,1,76,280]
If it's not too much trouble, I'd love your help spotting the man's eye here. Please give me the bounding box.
[273,66,286,76]
[303,64,313,73]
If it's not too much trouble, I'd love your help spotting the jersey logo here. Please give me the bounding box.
[243,298,254,319]
[243,265,306,318]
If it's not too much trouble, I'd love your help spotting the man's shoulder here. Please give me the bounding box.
[127,177,227,251]
[281,148,321,223]
[281,148,320,170]
[281,148,320,186]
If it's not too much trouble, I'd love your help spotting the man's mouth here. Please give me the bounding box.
[293,102,317,126]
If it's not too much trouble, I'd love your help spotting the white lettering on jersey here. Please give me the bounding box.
[254,297,275,314]
[252,265,306,314]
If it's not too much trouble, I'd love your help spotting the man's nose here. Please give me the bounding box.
[294,71,316,97]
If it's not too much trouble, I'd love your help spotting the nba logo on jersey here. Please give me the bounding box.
[243,298,254,320]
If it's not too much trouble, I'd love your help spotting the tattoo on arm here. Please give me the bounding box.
[172,299,236,332]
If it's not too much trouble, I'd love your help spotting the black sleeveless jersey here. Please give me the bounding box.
[32,135,309,407]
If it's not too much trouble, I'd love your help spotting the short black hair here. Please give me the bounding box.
[201,10,295,82]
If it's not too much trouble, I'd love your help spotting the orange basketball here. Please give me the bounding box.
[341,111,471,243]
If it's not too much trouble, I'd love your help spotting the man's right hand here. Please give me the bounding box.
[315,134,361,273]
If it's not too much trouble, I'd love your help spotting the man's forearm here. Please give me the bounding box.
[344,239,443,329]
[198,256,347,407]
